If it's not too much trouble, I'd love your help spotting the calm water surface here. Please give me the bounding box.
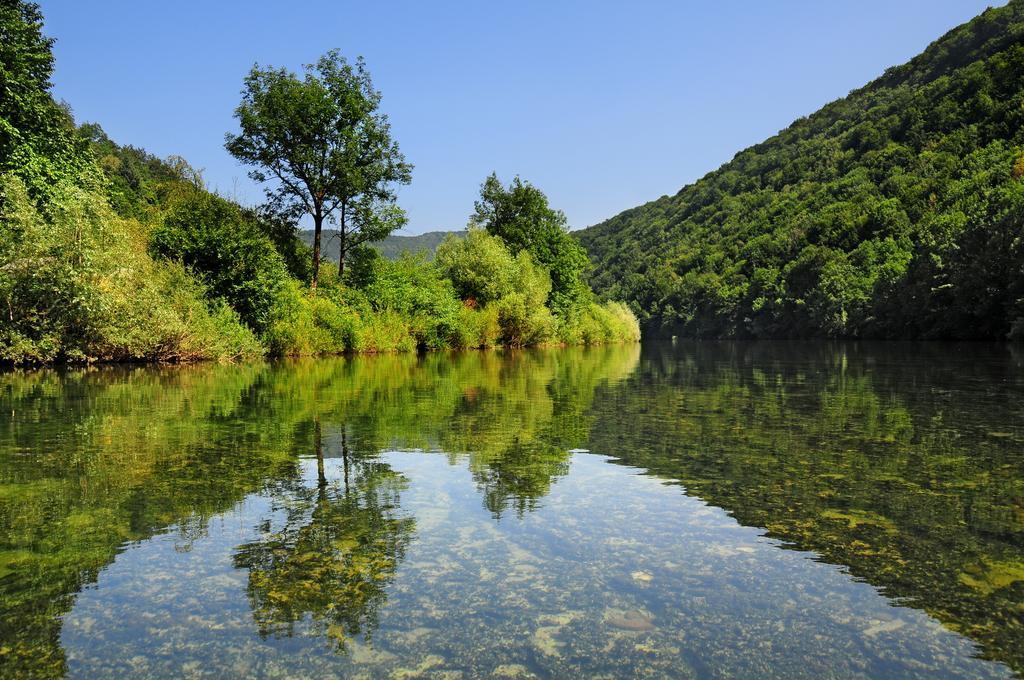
[1,341,1022,678]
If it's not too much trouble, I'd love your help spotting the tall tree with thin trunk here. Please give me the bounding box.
[331,83,411,278]
[225,50,411,289]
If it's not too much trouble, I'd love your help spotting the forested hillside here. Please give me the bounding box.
[579,1,1024,339]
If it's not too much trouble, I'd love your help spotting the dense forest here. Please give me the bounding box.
[0,2,637,365]
[579,0,1024,340]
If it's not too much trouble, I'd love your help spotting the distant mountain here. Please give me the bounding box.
[299,229,465,261]
[578,1,1024,340]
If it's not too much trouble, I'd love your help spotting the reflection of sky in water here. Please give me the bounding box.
[61,452,1011,679]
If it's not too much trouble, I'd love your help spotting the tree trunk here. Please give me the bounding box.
[311,211,323,290]
[338,201,347,279]
[315,418,326,490]
[342,429,350,495]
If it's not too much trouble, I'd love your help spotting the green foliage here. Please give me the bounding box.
[435,227,519,305]
[579,1,1024,339]
[449,305,501,349]
[352,308,417,353]
[495,293,554,347]
[265,279,357,356]
[0,1,93,202]
[341,244,383,289]
[556,302,643,346]
[433,228,638,346]
[76,122,191,221]
[472,174,591,313]
[225,50,411,287]
[0,174,262,363]
[355,253,460,350]
[254,207,314,283]
[151,189,291,334]
[435,227,553,311]
[0,1,638,365]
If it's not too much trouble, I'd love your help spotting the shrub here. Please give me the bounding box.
[554,301,641,346]
[0,174,261,363]
[470,174,592,313]
[354,308,416,353]
[263,279,362,356]
[151,189,291,334]
[449,304,501,349]
[435,227,518,305]
[495,293,555,346]
[356,253,463,350]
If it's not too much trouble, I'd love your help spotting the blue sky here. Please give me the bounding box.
[44,1,1002,234]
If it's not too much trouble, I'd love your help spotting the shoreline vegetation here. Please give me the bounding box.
[0,2,638,366]
[10,1,1022,366]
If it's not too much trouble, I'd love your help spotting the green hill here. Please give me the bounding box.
[300,229,464,261]
[578,1,1024,340]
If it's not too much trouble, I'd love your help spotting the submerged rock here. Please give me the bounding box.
[605,609,656,631]
[492,663,536,678]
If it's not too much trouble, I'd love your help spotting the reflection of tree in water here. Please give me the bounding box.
[588,341,1024,674]
[472,440,571,518]
[0,344,640,674]
[0,363,300,678]
[438,346,640,518]
[233,420,415,645]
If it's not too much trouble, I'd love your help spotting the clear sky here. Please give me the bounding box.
[43,0,1002,234]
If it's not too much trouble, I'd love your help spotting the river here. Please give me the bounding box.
[0,341,1021,677]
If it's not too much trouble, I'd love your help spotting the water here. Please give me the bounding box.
[0,341,1022,678]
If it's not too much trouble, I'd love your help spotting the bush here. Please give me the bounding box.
[0,174,262,363]
[495,293,555,346]
[555,301,641,346]
[0,168,640,364]
[470,174,592,313]
[354,309,416,353]
[255,207,313,283]
[603,301,643,341]
[435,227,518,305]
[264,279,361,356]
[355,253,463,350]
[151,189,291,334]
[449,304,501,349]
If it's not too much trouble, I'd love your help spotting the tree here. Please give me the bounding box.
[471,174,591,313]
[337,196,407,278]
[225,50,411,289]
[434,227,519,305]
[573,1,1024,340]
[251,205,313,284]
[0,0,89,200]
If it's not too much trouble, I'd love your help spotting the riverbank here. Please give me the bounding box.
[1,157,638,367]
[1,5,638,367]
